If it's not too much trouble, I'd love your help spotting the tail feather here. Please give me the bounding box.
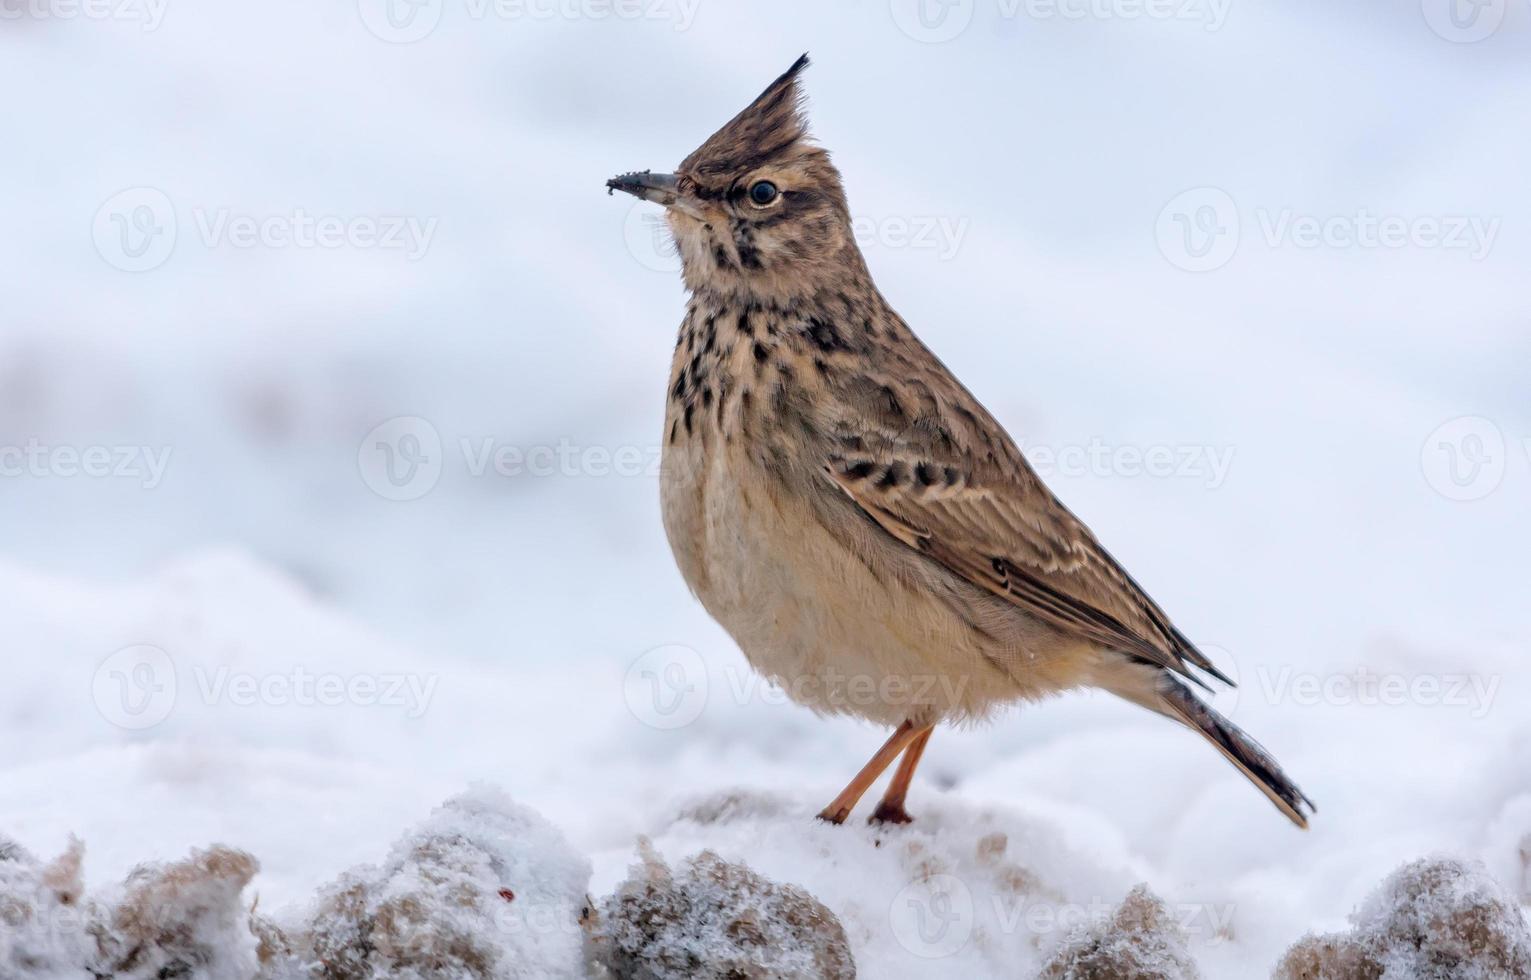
[1101,662,1315,828]
[1157,679,1316,829]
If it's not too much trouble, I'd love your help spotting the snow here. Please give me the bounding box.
[295,787,591,979]
[4,2,1531,977]
[3,550,1530,976]
[591,838,854,979]
[1275,857,1531,980]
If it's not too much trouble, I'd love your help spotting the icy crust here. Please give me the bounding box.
[1274,856,1531,980]
[588,838,855,979]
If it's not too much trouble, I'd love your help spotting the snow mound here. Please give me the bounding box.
[1037,883,1201,980]
[1274,856,1531,980]
[0,834,98,977]
[590,838,855,980]
[294,785,593,980]
[2,787,591,980]
[0,835,261,980]
[104,845,263,980]
[638,788,1150,978]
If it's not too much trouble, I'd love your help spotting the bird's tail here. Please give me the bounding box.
[1106,666,1315,829]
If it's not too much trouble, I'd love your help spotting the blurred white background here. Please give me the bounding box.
[2,0,1527,656]
[2,1,1529,974]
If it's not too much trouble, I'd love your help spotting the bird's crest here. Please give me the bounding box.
[680,54,812,177]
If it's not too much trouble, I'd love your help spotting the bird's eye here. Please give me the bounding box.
[748,181,779,206]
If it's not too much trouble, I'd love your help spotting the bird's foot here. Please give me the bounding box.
[868,801,914,825]
[815,806,852,825]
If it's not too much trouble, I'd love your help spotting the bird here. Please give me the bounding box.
[607,55,1314,829]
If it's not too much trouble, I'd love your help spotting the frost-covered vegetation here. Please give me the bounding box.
[5,791,1529,979]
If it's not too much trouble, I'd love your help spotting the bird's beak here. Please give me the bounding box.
[606,171,702,218]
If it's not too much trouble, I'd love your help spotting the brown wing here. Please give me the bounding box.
[817,358,1229,690]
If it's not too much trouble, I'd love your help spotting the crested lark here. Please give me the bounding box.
[608,55,1314,828]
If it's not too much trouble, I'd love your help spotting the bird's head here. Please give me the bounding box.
[608,54,862,304]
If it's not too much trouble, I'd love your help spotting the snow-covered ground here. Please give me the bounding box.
[3,1,1530,976]
[4,552,1529,976]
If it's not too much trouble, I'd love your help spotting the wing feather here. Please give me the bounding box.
[819,357,1230,689]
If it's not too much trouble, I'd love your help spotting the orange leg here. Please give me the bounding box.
[816,721,924,825]
[870,725,934,824]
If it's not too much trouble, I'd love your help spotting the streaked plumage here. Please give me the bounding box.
[609,55,1313,829]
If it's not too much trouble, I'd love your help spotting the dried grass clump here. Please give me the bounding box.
[99,844,262,980]
[298,786,592,980]
[590,839,855,980]
[1037,883,1202,980]
[1274,856,1531,980]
